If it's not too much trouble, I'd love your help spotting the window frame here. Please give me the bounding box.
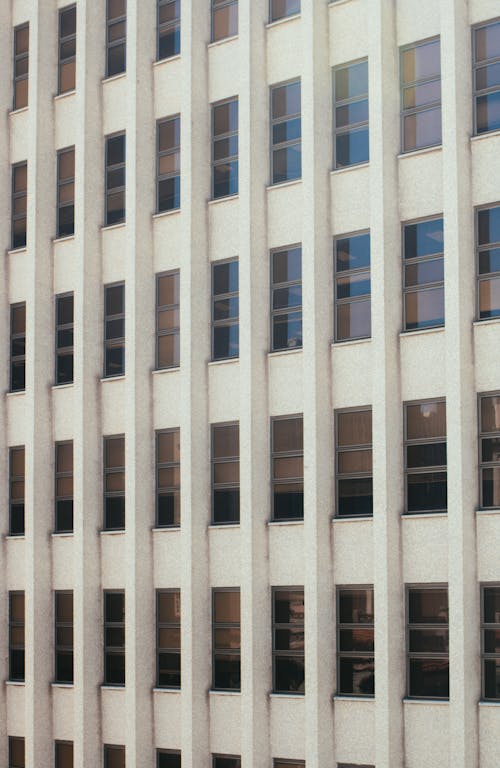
[400,36,442,154]
[333,229,371,343]
[403,397,447,515]
[332,57,369,170]
[273,762,305,768]
[402,214,445,332]
[9,445,25,537]
[11,162,27,250]
[406,583,449,700]
[155,270,180,370]
[269,0,301,23]
[10,302,26,392]
[13,24,29,111]
[155,427,181,528]
[272,586,305,695]
[157,0,180,61]
[270,78,302,185]
[104,132,126,227]
[104,744,125,768]
[103,434,125,531]
[211,258,239,361]
[157,750,182,768]
[55,440,74,533]
[56,147,75,239]
[103,282,125,378]
[58,5,76,95]
[478,390,500,510]
[54,590,74,684]
[9,591,25,683]
[156,115,180,213]
[8,736,25,768]
[211,0,238,43]
[211,421,240,525]
[103,591,125,687]
[472,17,500,136]
[481,582,500,700]
[212,755,241,768]
[55,740,74,768]
[105,0,126,78]
[55,292,74,385]
[270,244,302,352]
[475,201,500,321]
[271,414,304,522]
[212,587,241,691]
[336,585,375,697]
[211,96,239,200]
[156,588,181,689]
[334,406,373,519]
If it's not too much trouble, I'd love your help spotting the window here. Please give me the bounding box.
[212,423,240,524]
[157,116,180,212]
[9,591,25,682]
[103,435,125,530]
[55,591,73,683]
[212,260,239,360]
[158,0,180,60]
[104,592,125,686]
[271,246,302,351]
[55,293,74,384]
[104,745,125,768]
[106,0,126,77]
[273,588,304,693]
[479,393,500,508]
[104,283,125,377]
[273,762,305,768]
[404,400,447,514]
[157,590,181,688]
[335,408,372,518]
[400,37,441,152]
[403,217,444,330]
[482,584,500,700]
[212,98,238,199]
[13,24,29,110]
[272,416,303,521]
[9,446,25,536]
[10,303,26,392]
[271,80,301,184]
[212,589,240,690]
[337,587,374,696]
[156,429,180,527]
[8,737,24,768]
[12,162,27,249]
[213,757,241,768]
[105,133,126,226]
[333,59,369,169]
[157,752,181,768]
[476,203,500,320]
[334,231,371,342]
[58,6,76,94]
[156,272,179,369]
[212,0,238,42]
[57,148,75,238]
[55,441,73,533]
[270,0,300,22]
[55,741,74,768]
[473,19,500,135]
[407,586,449,698]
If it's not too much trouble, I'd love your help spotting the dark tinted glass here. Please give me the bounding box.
[157,752,181,768]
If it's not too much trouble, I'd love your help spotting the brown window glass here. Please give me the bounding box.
[156,428,180,527]
[273,588,304,693]
[9,446,25,536]
[157,751,181,768]
[157,590,181,688]
[213,758,241,768]
[104,283,125,377]
[473,20,500,135]
[270,0,300,22]
[403,217,444,330]
[157,116,180,212]
[212,423,239,524]
[271,80,301,184]
[10,303,26,392]
[55,591,73,683]
[55,741,74,768]
[271,246,302,351]
[401,38,441,152]
[337,587,374,696]
[272,416,303,521]
[104,592,125,686]
[407,586,449,698]
[333,59,369,169]
[336,409,372,518]
[482,584,500,700]
[405,400,447,514]
[479,393,500,509]
[212,260,239,360]
[156,271,180,368]
[212,98,238,199]
[273,762,305,768]
[9,592,25,682]
[158,0,180,60]
[12,162,27,250]
[104,435,125,530]
[104,745,125,768]
[334,232,371,341]
[57,148,75,238]
[212,589,240,690]
[212,0,238,42]
[106,0,126,76]
[58,6,76,94]
[9,737,25,768]
[337,764,375,768]
[13,24,29,110]
[55,441,73,532]
[477,204,500,320]
[105,133,125,226]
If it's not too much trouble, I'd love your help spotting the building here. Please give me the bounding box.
[1,0,499,767]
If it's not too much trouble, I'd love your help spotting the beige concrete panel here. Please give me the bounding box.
[402,517,449,583]
[101,226,128,283]
[6,395,29,447]
[469,1,500,25]
[268,351,303,415]
[471,135,500,206]
[333,521,374,584]
[52,386,76,440]
[331,166,371,234]
[9,110,29,164]
[152,371,183,428]
[52,536,75,589]
[100,534,127,587]
[479,706,500,768]
[396,0,440,47]
[53,238,78,294]
[153,531,182,585]
[268,525,305,585]
[11,1,30,26]
[209,198,240,261]
[328,0,368,67]
[102,76,128,137]
[8,250,32,302]
[209,694,241,753]
[54,93,77,151]
[6,538,26,588]
[331,343,372,408]
[209,528,242,586]
[267,184,303,248]
[154,59,183,120]
[269,695,305,760]
[101,379,126,435]
[153,213,183,274]
[403,703,450,768]
[6,685,25,734]
[474,324,500,392]
[153,691,182,746]
[334,699,375,764]
[266,18,303,85]
[101,688,127,743]
[52,686,74,739]
[398,150,443,221]
[476,514,500,581]
[208,363,240,423]
[208,39,241,104]
[399,330,446,401]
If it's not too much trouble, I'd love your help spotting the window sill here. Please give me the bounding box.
[329,0,355,7]
[100,375,126,382]
[51,682,74,688]
[101,221,126,232]
[208,357,239,367]
[473,317,500,328]
[332,516,372,523]
[5,535,25,540]
[9,106,29,116]
[5,680,25,687]
[266,13,301,29]
[269,692,304,698]
[479,700,500,707]
[403,697,449,705]
[398,144,442,160]
[6,390,25,398]
[208,35,239,49]
[7,246,27,256]
[54,90,76,102]
[330,161,369,176]
[101,684,125,690]
[471,128,500,143]
[476,507,500,517]
[53,234,75,244]
[153,686,181,693]
[152,208,181,220]
[208,194,239,206]
[52,383,74,390]
[267,178,302,192]
[209,522,240,529]
[152,366,180,375]
[153,54,181,68]
[52,531,74,538]
[102,72,126,84]
[152,526,180,532]
[100,529,125,536]
[402,512,447,519]
[400,326,444,338]
[209,688,241,696]
[268,519,304,527]
[268,347,302,358]
[332,336,371,347]
[332,694,374,701]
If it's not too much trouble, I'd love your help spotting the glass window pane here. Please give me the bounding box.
[405,287,445,329]
[402,40,441,83]
[158,591,181,622]
[158,334,180,368]
[339,589,374,623]
[479,277,500,319]
[273,418,303,452]
[158,273,179,306]
[481,396,500,433]
[336,299,371,341]
[409,658,449,697]
[335,61,368,101]
[403,107,442,151]
[478,207,500,246]
[335,126,369,167]
[213,425,239,459]
[407,471,447,512]
[106,437,124,468]
[272,82,301,119]
[404,219,444,259]
[157,431,180,463]
[274,590,304,623]
[409,589,448,622]
[475,21,500,62]
[406,401,446,440]
[212,5,238,41]
[214,591,240,622]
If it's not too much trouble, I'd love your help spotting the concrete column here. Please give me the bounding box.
[440,3,480,767]
[369,3,405,768]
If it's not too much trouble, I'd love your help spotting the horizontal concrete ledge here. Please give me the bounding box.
[330,162,369,176]
[207,357,239,367]
[473,318,500,328]
[476,508,500,517]
[101,685,125,691]
[152,526,180,533]
[52,383,74,390]
[6,246,27,256]
[269,692,304,699]
[397,145,442,160]
[5,535,25,540]
[152,54,181,68]
[5,681,25,687]
[332,516,372,524]
[478,700,500,707]
[268,347,302,359]
[401,512,447,520]
[153,687,181,694]
[53,90,75,102]
[266,179,302,192]
[403,697,449,705]
[101,222,126,232]
[101,72,126,85]
[268,519,303,527]
[51,683,73,689]
[332,695,374,702]
[151,367,179,376]
[51,532,74,538]
[100,375,126,383]
[208,194,239,206]
[52,234,75,244]
[208,523,240,530]
[99,529,125,536]
[209,689,240,696]
[470,128,500,143]
[207,35,239,49]
[331,337,370,348]
[152,208,181,220]
[266,13,301,29]
[399,326,444,338]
